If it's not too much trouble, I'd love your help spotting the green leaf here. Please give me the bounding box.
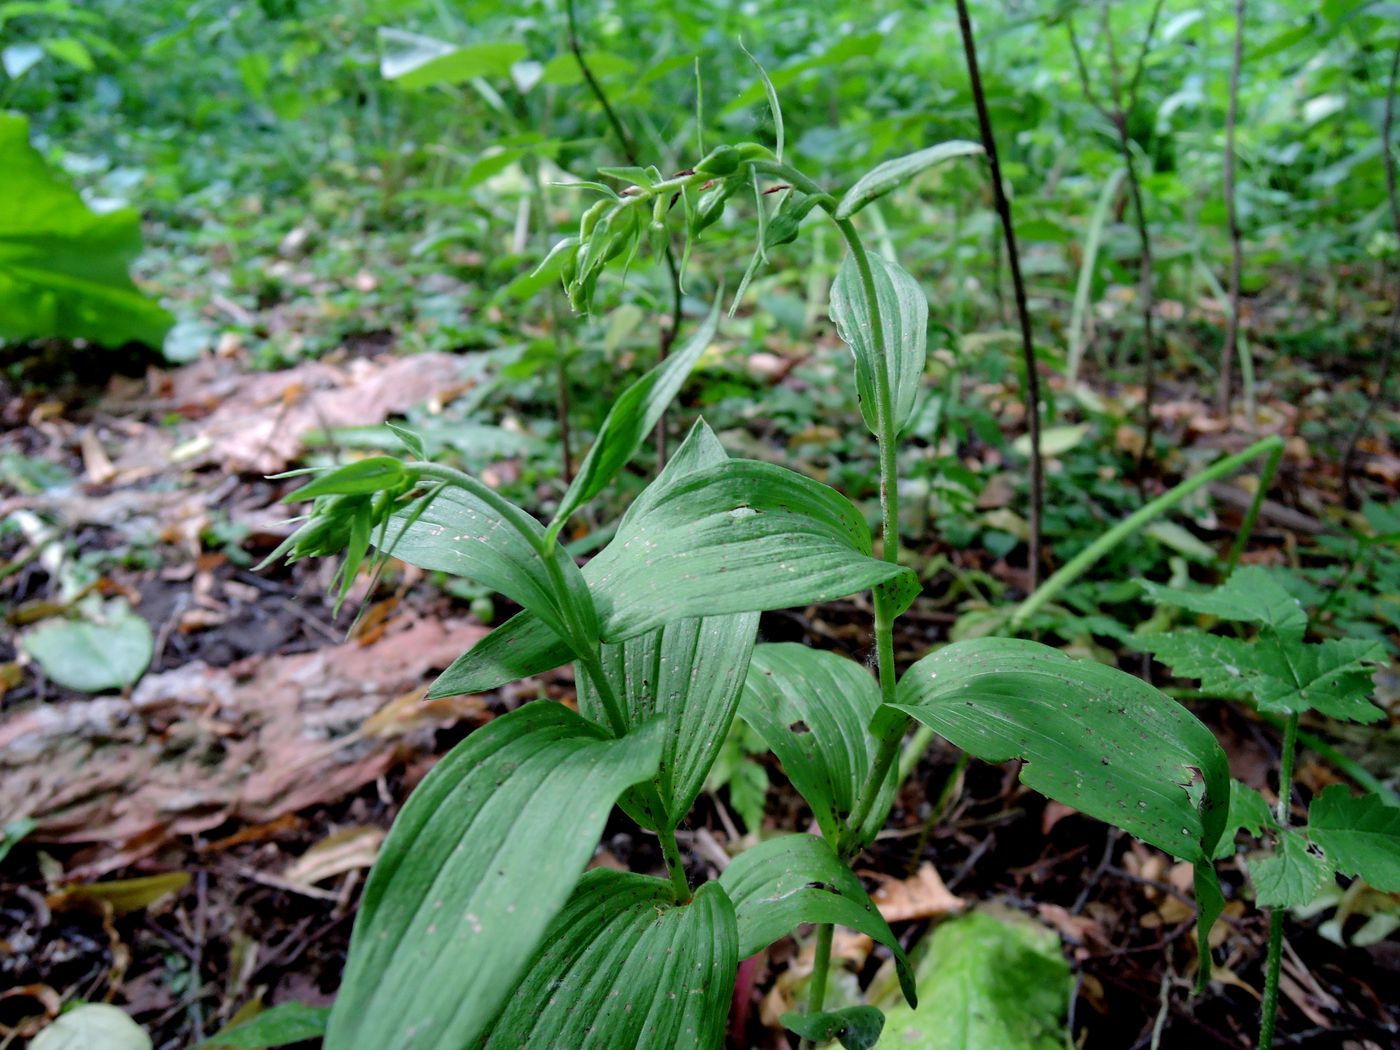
[718,834,916,1008]
[553,297,720,528]
[286,456,407,500]
[890,638,1229,986]
[1248,829,1332,909]
[1213,781,1275,860]
[1138,567,1308,634]
[22,602,153,693]
[200,1004,330,1048]
[0,113,173,348]
[325,705,663,1050]
[834,141,983,220]
[739,644,893,843]
[483,872,737,1050]
[32,1005,151,1050]
[782,1006,885,1050]
[830,250,928,437]
[873,909,1071,1050]
[0,817,36,866]
[579,611,760,830]
[378,29,526,88]
[381,478,597,652]
[1306,786,1400,891]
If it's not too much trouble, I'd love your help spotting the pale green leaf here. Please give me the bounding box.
[835,141,984,219]
[890,638,1228,985]
[718,833,916,1007]
[739,644,893,843]
[1138,567,1307,634]
[22,603,153,693]
[873,908,1070,1050]
[32,1005,151,1050]
[1249,829,1332,908]
[830,250,928,437]
[1306,786,1400,891]
[554,297,720,527]
[578,611,760,830]
[483,872,737,1050]
[378,28,526,88]
[1011,424,1087,458]
[0,113,173,347]
[325,705,663,1050]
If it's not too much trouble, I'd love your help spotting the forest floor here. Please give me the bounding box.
[2,281,1399,1049]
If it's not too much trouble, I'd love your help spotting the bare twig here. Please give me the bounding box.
[955,0,1044,589]
[1341,34,1400,504]
[1220,0,1248,418]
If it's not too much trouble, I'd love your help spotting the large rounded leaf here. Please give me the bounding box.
[325,704,663,1050]
[484,872,738,1050]
[889,638,1229,986]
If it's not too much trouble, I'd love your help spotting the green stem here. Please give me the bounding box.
[799,923,836,1050]
[1259,713,1298,1050]
[659,825,692,903]
[1010,434,1284,631]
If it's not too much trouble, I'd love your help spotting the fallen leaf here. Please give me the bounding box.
[48,872,190,916]
[282,826,384,890]
[870,863,966,924]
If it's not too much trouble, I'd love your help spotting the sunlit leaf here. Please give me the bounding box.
[834,141,983,219]
[378,29,526,89]
[32,1005,151,1050]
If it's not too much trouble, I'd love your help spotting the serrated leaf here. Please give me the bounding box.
[380,478,596,652]
[200,1003,330,1048]
[718,834,916,1008]
[1213,780,1275,860]
[578,611,760,830]
[1249,829,1332,908]
[830,250,928,437]
[325,705,663,1050]
[739,644,893,844]
[834,141,983,219]
[0,113,173,348]
[872,909,1070,1050]
[889,638,1228,987]
[378,29,526,88]
[1138,567,1307,634]
[783,1006,884,1049]
[1306,786,1400,891]
[554,297,720,527]
[483,872,737,1050]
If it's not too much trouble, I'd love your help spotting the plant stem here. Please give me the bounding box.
[1259,712,1299,1050]
[798,923,835,1050]
[1010,435,1283,630]
[1219,0,1247,419]
[954,0,1043,591]
[565,0,684,468]
[1340,33,1400,505]
[659,825,692,903]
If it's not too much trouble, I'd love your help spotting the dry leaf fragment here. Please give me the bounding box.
[282,825,384,890]
[47,872,190,917]
[870,863,966,923]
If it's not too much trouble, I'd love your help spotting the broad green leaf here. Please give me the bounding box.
[484,872,737,1050]
[873,909,1070,1050]
[578,611,759,829]
[381,479,596,652]
[428,420,730,697]
[834,141,983,220]
[22,602,153,693]
[739,644,893,844]
[378,28,526,88]
[326,705,663,1050]
[890,638,1228,985]
[783,1006,884,1050]
[199,1004,330,1048]
[553,297,720,527]
[1011,424,1087,458]
[32,1005,151,1050]
[1138,567,1307,633]
[1248,829,1332,908]
[830,250,928,437]
[0,113,173,348]
[1306,786,1400,891]
[718,833,916,1007]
